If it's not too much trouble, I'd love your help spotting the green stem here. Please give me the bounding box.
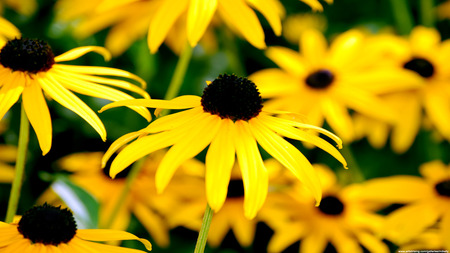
[340,144,365,184]
[388,0,414,35]
[103,158,145,228]
[5,104,29,223]
[193,204,213,253]
[419,0,435,27]
[164,43,194,101]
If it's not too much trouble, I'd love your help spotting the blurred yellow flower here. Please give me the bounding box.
[250,28,421,143]
[398,228,446,251]
[55,0,289,53]
[354,26,450,153]
[100,73,347,219]
[0,0,37,16]
[0,203,152,252]
[282,13,327,45]
[265,164,389,253]
[358,160,450,249]
[0,144,16,183]
[0,18,150,155]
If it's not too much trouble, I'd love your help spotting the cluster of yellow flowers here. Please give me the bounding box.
[0,0,450,252]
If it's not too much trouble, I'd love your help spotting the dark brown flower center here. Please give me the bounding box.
[305,69,334,89]
[318,195,345,215]
[403,57,434,78]
[0,38,55,73]
[17,203,77,245]
[227,179,245,198]
[201,74,263,121]
[435,179,450,197]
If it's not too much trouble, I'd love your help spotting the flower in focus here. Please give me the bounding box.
[55,0,290,53]
[357,160,450,250]
[0,203,152,252]
[100,73,347,219]
[0,18,150,155]
[353,26,450,153]
[0,0,37,16]
[265,165,389,253]
[250,28,421,143]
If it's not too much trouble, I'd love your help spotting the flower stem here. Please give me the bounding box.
[103,158,145,228]
[5,104,29,223]
[419,0,435,27]
[164,43,194,101]
[388,0,414,35]
[193,204,213,253]
[340,144,365,184]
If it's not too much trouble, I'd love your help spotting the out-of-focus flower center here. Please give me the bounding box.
[227,179,245,198]
[0,38,55,73]
[17,203,77,245]
[403,57,434,78]
[201,74,263,121]
[318,195,345,215]
[435,179,450,197]
[305,69,334,89]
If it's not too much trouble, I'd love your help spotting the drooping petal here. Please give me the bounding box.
[71,237,148,253]
[76,229,151,251]
[186,0,218,47]
[147,0,189,53]
[22,81,52,155]
[101,131,145,168]
[234,120,268,219]
[250,117,322,204]
[99,95,201,113]
[133,203,170,247]
[265,46,306,76]
[50,71,151,121]
[246,0,284,36]
[156,114,221,193]
[0,71,24,121]
[205,118,235,211]
[217,0,266,49]
[54,46,111,62]
[38,74,106,141]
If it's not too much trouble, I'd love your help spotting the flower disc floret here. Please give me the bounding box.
[201,74,263,121]
[403,57,435,78]
[435,179,450,197]
[17,203,77,245]
[0,38,55,73]
[318,195,345,215]
[226,179,245,198]
[305,69,334,89]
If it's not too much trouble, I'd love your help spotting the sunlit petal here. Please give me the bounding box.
[187,0,218,47]
[54,46,111,62]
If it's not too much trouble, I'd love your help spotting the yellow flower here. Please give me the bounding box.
[357,160,450,250]
[0,18,150,155]
[0,0,37,16]
[55,0,288,53]
[0,203,151,252]
[353,26,450,153]
[266,165,389,253]
[249,28,421,143]
[100,73,347,219]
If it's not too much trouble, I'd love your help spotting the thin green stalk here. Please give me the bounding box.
[420,0,435,27]
[103,158,146,228]
[164,43,194,101]
[5,104,29,223]
[340,144,365,185]
[194,204,213,253]
[388,0,414,35]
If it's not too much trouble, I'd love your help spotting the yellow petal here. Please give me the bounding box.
[148,0,189,53]
[355,231,390,253]
[299,232,328,253]
[38,74,106,141]
[0,71,24,121]
[391,94,421,153]
[321,97,354,143]
[423,88,450,139]
[442,211,450,251]
[22,82,52,155]
[156,114,221,193]
[75,232,151,252]
[0,17,21,42]
[299,29,328,68]
[54,46,111,63]
[187,0,218,47]
[328,29,365,67]
[205,118,235,211]
[250,117,323,204]
[140,107,203,133]
[410,26,441,55]
[234,120,268,219]
[265,46,306,76]
[99,95,201,113]
[0,164,14,183]
[246,0,284,36]
[133,203,170,247]
[249,68,299,97]
[267,222,306,252]
[419,160,450,183]
[300,0,324,11]
[218,0,266,49]
[102,131,145,168]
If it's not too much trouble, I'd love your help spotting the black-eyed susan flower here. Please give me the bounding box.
[357,160,450,250]
[54,0,307,53]
[265,164,389,253]
[100,73,347,219]
[353,26,450,153]
[0,203,152,252]
[0,18,150,155]
[249,28,422,143]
